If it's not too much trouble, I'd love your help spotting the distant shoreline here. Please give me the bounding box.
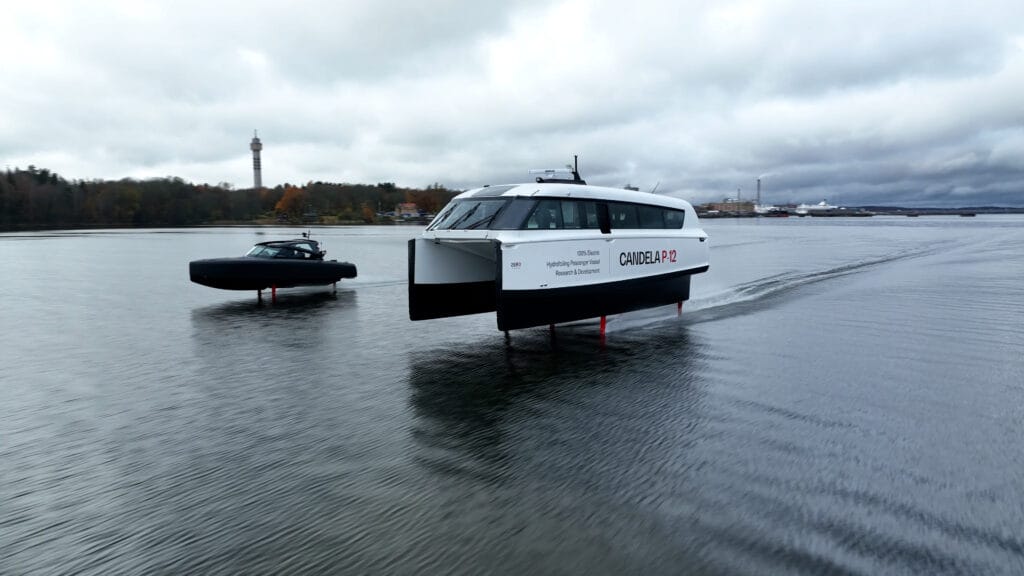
[0,219,431,233]
[6,212,1024,233]
[697,206,1024,219]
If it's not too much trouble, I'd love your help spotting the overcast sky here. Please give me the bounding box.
[3,0,1023,206]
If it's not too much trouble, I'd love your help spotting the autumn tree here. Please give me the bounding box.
[360,202,376,223]
[274,184,306,215]
[406,182,456,214]
[0,165,459,230]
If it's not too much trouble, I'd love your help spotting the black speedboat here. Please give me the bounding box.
[190,235,357,291]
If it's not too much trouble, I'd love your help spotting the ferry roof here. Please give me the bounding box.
[455,182,695,211]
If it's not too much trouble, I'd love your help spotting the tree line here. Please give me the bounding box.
[0,166,459,230]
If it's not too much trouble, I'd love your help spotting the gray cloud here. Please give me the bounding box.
[2,0,1023,207]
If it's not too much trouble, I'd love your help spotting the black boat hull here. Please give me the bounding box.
[190,258,357,290]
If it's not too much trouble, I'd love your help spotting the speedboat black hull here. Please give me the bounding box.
[190,258,357,290]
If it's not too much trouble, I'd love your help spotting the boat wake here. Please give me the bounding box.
[608,243,947,331]
[347,278,408,289]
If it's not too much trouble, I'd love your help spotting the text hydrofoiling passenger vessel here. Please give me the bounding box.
[408,164,709,331]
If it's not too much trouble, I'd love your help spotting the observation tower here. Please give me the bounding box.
[250,131,263,189]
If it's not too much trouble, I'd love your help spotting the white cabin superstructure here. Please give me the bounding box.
[409,181,710,331]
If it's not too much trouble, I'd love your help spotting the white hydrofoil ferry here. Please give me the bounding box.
[408,166,709,331]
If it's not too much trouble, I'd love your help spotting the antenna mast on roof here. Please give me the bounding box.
[530,155,587,185]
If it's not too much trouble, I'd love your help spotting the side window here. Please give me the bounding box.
[493,198,534,229]
[663,209,685,229]
[526,199,562,229]
[608,203,639,229]
[559,200,599,229]
[560,201,580,229]
[519,200,681,230]
[580,201,600,229]
[638,205,664,229]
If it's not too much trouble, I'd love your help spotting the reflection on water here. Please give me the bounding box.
[191,288,356,321]
[189,289,359,401]
[408,331,647,468]
[3,221,1024,575]
[190,290,358,367]
[400,326,730,573]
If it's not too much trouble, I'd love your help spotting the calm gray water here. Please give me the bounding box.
[2,217,1023,575]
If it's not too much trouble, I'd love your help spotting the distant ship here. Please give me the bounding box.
[794,200,872,217]
[794,200,838,216]
[754,204,789,217]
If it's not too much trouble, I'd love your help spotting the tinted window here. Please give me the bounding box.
[526,199,562,229]
[638,205,664,229]
[576,201,601,229]
[516,199,684,230]
[491,198,536,229]
[560,201,581,229]
[663,208,685,228]
[608,203,639,229]
[246,246,280,258]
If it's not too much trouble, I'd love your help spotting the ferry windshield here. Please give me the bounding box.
[428,198,509,230]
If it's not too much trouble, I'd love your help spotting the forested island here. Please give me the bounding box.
[0,166,458,230]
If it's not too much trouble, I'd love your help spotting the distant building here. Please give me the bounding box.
[396,202,419,218]
[302,205,320,223]
[705,200,756,215]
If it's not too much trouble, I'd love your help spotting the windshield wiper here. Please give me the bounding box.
[446,204,479,229]
[465,211,499,229]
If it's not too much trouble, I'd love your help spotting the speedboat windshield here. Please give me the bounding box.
[428,198,509,231]
[246,242,322,259]
[246,245,281,258]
